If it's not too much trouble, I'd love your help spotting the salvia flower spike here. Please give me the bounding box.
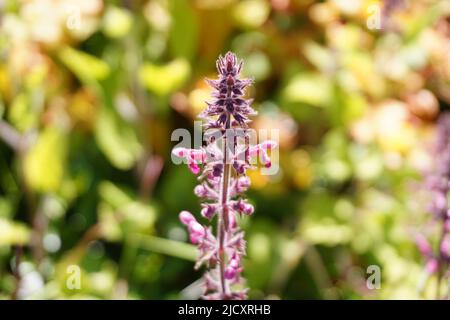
[418,112,450,298]
[173,52,277,300]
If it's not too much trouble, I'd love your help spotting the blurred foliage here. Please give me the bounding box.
[0,0,449,300]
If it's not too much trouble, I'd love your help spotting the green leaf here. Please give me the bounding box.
[233,0,270,29]
[8,93,38,132]
[102,6,133,39]
[135,234,197,261]
[24,127,67,192]
[95,107,142,170]
[58,46,110,84]
[282,73,332,107]
[169,0,199,60]
[139,59,190,96]
[98,181,156,240]
[0,218,30,246]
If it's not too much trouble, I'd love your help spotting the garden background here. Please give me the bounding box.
[0,0,449,299]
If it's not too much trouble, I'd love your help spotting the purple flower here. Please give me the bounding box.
[174,52,277,300]
[418,112,450,297]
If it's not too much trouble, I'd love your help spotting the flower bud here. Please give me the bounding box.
[188,162,200,175]
[415,234,432,256]
[172,147,187,157]
[261,140,277,150]
[194,184,208,198]
[425,259,438,274]
[224,266,237,280]
[188,221,205,244]
[179,211,195,226]
[201,204,217,219]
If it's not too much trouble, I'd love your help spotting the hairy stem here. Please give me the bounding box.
[218,115,231,296]
[436,220,446,300]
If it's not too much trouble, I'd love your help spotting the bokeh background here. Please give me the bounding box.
[0,0,449,299]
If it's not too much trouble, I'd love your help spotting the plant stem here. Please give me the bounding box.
[436,220,446,300]
[218,115,231,297]
[11,245,23,300]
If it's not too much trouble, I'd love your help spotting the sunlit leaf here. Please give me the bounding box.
[168,0,199,60]
[24,128,67,192]
[0,218,30,246]
[95,107,142,170]
[102,6,133,39]
[282,73,332,107]
[58,47,110,84]
[233,0,270,29]
[139,59,190,96]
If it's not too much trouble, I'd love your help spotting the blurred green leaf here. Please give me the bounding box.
[139,59,190,96]
[24,127,67,192]
[102,6,133,39]
[59,47,110,84]
[95,107,142,170]
[282,73,332,107]
[0,218,30,246]
[135,234,197,261]
[8,93,37,132]
[233,0,270,29]
[168,0,199,60]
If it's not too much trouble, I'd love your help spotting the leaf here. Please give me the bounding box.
[0,218,30,246]
[135,234,197,261]
[302,223,353,246]
[95,107,142,170]
[24,127,67,192]
[303,42,334,72]
[233,0,270,29]
[168,0,199,60]
[102,6,133,39]
[98,181,157,240]
[139,59,190,96]
[98,181,133,208]
[282,73,332,107]
[8,93,38,132]
[58,46,110,84]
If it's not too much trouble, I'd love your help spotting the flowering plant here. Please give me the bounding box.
[173,52,276,300]
[417,113,450,298]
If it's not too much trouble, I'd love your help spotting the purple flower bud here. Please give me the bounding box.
[249,144,273,168]
[233,161,246,175]
[173,147,187,158]
[445,218,450,232]
[188,221,205,244]
[415,234,432,256]
[224,254,240,280]
[188,162,201,175]
[194,185,208,198]
[261,140,277,150]
[212,163,223,177]
[425,259,438,274]
[228,211,237,230]
[419,112,450,290]
[224,266,237,280]
[179,211,195,226]
[201,204,217,219]
[233,199,254,215]
[236,176,251,192]
[440,234,450,257]
[243,203,254,215]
